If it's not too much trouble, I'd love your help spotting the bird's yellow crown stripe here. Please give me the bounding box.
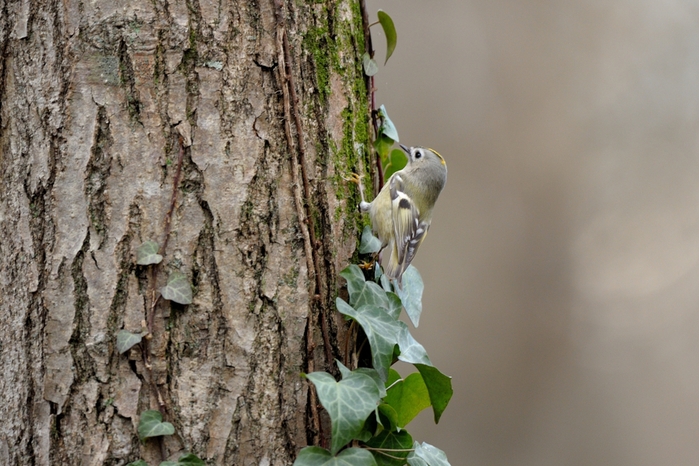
[428,148,446,165]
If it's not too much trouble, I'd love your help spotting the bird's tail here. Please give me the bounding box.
[383,240,405,288]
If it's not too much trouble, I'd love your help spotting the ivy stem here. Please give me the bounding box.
[364,448,414,460]
[363,447,415,452]
[385,377,403,391]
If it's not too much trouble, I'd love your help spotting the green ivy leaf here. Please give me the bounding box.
[127,461,149,466]
[355,281,390,310]
[335,361,385,397]
[376,403,399,432]
[406,458,427,466]
[386,368,402,387]
[355,368,388,399]
[384,372,431,428]
[136,240,163,265]
[415,365,453,424]
[160,462,178,466]
[116,330,144,354]
[375,134,395,160]
[396,323,431,366]
[339,265,366,302]
[395,266,423,327]
[363,52,379,76]
[340,265,391,311]
[378,105,399,142]
[407,442,451,466]
[336,299,401,380]
[366,429,413,466]
[169,453,206,466]
[380,273,393,293]
[385,292,402,320]
[383,149,408,180]
[294,446,378,466]
[138,410,175,440]
[377,10,397,65]
[374,263,383,281]
[359,225,382,254]
[304,371,381,455]
[336,359,352,379]
[161,271,193,305]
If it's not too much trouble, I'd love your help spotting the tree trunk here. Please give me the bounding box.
[0,0,369,464]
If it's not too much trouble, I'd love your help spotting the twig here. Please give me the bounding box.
[161,137,185,256]
[274,0,328,448]
[359,0,383,188]
[138,135,185,461]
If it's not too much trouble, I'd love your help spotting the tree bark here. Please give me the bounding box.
[0,0,369,464]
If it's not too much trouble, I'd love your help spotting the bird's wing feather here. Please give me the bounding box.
[389,175,429,279]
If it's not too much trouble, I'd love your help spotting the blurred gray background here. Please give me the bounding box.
[365,1,699,464]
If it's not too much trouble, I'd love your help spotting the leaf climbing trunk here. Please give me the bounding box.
[0,0,370,464]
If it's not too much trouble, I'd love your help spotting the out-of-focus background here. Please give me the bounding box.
[365,1,699,464]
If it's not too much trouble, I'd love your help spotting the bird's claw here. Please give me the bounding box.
[358,260,375,270]
[342,173,363,185]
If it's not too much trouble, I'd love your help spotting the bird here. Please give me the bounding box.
[351,144,447,286]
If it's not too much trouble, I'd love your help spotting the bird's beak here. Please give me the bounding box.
[399,144,410,154]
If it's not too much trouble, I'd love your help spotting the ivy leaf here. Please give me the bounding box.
[407,442,451,466]
[380,273,393,293]
[384,372,431,428]
[395,265,423,327]
[359,225,382,254]
[377,10,397,65]
[161,271,193,305]
[340,265,390,311]
[354,367,388,399]
[136,240,163,265]
[336,299,401,381]
[386,368,402,387]
[415,364,453,424]
[374,263,383,281]
[393,325,452,423]
[138,410,175,440]
[407,458,427,466]
[336,359,352,379]
[396,323,431,366]
[378,105,399,142]
[385,292,402,320]
[294,446,378,466]
[304,371,381,455]
[116,330,144,354]
[169,454,206,466]
[126,461,148,466]
[383,149,408,180]
[160,462,178,466]
[366,429,413,466]
[376,403,399,432]
[363,52,379,76]
[339,264,366,302]
[375,134,394,160]
[335,362,385,398]
[355,281,390,310]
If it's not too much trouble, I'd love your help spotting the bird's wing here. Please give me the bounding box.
[389,174,429,279]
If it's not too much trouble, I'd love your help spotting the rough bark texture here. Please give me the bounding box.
[0,0,370,464]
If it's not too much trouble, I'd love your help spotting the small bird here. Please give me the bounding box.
[353,144,447,285]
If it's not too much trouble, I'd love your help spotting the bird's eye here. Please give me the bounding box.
[414,149,422,159]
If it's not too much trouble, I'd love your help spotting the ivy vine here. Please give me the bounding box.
[293,8,453,465]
